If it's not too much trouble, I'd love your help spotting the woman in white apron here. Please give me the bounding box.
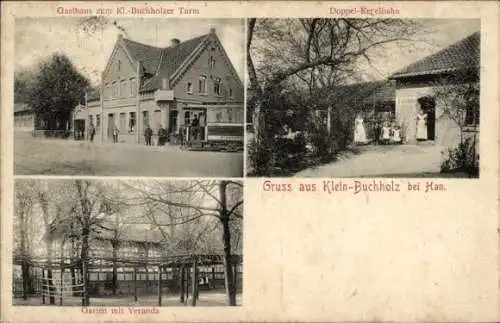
[353,114,367,145]
[416,109,428,141]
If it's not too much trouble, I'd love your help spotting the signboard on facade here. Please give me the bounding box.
[155,90,174,102]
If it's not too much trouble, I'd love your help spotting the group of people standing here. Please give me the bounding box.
[143,125,170,146]
[354,109,428,146]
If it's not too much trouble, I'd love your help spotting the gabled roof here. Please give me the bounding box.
[391,31,480,79]
[120,33,210,93]
[141,34,208,92]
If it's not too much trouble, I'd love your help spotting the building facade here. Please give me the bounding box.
[14,103,34,131]
[390,31,480,148]
[74,28,244,145]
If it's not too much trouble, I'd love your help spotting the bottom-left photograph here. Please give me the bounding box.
[12,178,243,307]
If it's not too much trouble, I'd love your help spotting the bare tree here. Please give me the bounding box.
[247,19,425,174]
[14,181,36,300]
[126,180,243,306]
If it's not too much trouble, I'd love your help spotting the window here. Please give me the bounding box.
[117,60,121,72]
[130,78,137,97]
[142,111,149,128]
[96,114,100,130]
[226,108,233,123]
[104,83,110,100]
[119,113,126,133]
[198,75,207,94]
[112,81,118,99]
[184,111,191,126]
[120,79,128,99]
[129,112,136,133]
[187,82,193,94]
[209,56,215,70]
[229,88,233,98]
[214,78,222,96]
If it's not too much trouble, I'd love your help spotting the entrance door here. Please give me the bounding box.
[107,113,115,140]
[420,96,436,141]
[168,110,178,134]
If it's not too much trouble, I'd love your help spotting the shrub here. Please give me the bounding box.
[274,134,307,171]
[440,137,479,177]
[247,139,274,176]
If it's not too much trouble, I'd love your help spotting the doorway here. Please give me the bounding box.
[418,96,436,141]
[168,110,178,134]
[107,113,115,141]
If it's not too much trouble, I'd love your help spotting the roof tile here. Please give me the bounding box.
[391,31,480,79]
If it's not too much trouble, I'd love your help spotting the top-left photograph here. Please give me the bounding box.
[14,17,245,177]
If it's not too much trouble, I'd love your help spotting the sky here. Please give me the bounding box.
[15,18,245,86]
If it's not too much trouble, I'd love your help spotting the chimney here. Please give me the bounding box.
[162,78,169,90]
[210,28,216,34]
[170,38,180,47]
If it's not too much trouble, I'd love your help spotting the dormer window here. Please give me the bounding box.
[209,56,215,70]
[187,82,193,94]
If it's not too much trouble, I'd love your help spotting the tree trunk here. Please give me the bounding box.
[112,240,118,296]
[21,261,30,300]
[45,240,55,304]
[191,260,198,306]
[219,181,237,306]
[158,265,163,306]
[81,227,90,306]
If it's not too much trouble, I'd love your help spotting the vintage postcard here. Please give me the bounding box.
[1,1,499,323]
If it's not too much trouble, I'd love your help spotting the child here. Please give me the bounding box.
[380,121,391,145]
[391,124,402,144]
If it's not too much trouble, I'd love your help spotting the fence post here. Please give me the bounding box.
[157,265,162,307]
[59,268,63,306]
[179,266,185,303]
[133,267,138,302]
[41,269,45,305]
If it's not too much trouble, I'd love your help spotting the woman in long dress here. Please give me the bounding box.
[354,114,367,145]
[416,109,428,141]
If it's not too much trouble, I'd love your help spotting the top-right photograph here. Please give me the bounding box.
[246,18,480,178]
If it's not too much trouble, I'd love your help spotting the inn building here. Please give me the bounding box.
[73,27,244,145]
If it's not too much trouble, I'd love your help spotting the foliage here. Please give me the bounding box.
[247,19,424,176]
[440,137,479,178]
[26,53,90,132]
[274,134,308,171]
